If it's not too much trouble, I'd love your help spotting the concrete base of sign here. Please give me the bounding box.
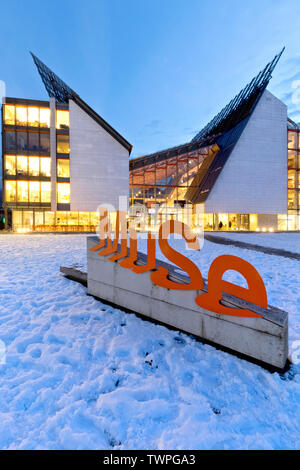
[87,237,289,370]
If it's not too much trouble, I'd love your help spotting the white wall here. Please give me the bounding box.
[69,100,129,211]
[205,90,287,214]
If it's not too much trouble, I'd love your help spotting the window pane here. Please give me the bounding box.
[34,211,44,227]
[5,131,16,150]
[23,211,33,228]
[40,108,50,127]
[41,182,51,203]
[5,181,16,202]
[57,183,70,203]
[288,150,297,169]
[40,157,51,177]
[16,106,27,126]
[12,211,23,230]
[288,131,298,149]
[28,157,40,176]
[57,158,70,178]
[40,133,50,152]
[45,211,55,226]
[17,132,27,151]
[56,110,69,129]
[4,105,15,125]
[29,182,40,202]
[57,134,70,154]
[28,132,39,151]
[28,107,39,127]
[5,155,16,176]
[17,181,29,202]
[17,156,28,176]
[79,212,90,225]
[56,212,68,225]
[68,212,78,225]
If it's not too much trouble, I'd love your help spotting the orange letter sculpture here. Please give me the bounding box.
[150,220,203,291]
[195,255,267,318]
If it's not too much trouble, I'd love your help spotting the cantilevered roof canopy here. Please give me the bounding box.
[30,52,132,154]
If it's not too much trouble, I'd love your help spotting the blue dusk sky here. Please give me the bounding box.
[1,0,300,157]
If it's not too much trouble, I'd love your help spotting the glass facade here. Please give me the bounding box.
[130,148,208,208]
[57,134,70,154]
[12,210,100,232]
[57,182,70,203]
[57,158,70,178]
[5,181,51,204]
[56,110,69,130]
[4,104,50,128]
[5,155,51,178]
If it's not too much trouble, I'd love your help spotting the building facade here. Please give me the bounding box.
[2,53,131,232]
[129,48,300,232]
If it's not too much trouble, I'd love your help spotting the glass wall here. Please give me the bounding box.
[57,134,70,154]
[56,110,69,130]
[5,181,51,204]
[4,104,50,128]
[5,155,51,178]
[57,183,70,203]
[287,130,299,228]
[57,159,70,178]
[130,148,208,208]
[12,210,100,232]
[3,131,50,153]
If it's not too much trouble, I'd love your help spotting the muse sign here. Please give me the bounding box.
[90,211,268,318]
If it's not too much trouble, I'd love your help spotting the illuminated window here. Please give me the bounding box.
[41,182,51,203]
[40,108,50,128]
[288,131,298,149]
[288,170,296,189]
[5,181,16,202]
[68,212,78,225]
[35,212,44,226]
[5,131,16,150]
[56,110,69,129]
[28,107,39,127]
[40,133,50,152]
[4,105,15,125]
[5,155,16,176]
[57,134,70,154]
[17,156,28,176]
[45,211,55,226]
[56,212,68,225]
[16,106,27,126]
[17,181,29,203]
[79,212,90,226]
[23,211,33,228]
[29,182,40,203]
[90,212,99,227]
[28,157,40,176]
[57,159,70,178]
[57,183,70,203]
[40,158,51,177]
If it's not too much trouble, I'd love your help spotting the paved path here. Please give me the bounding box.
[205,234,300,261]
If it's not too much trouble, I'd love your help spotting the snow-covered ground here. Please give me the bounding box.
[210,232,300,253]
[0,233,299,450]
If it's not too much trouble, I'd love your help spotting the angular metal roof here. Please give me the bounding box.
[192,48,285,143]
[186,49,285,203]
[30,52,132,153]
